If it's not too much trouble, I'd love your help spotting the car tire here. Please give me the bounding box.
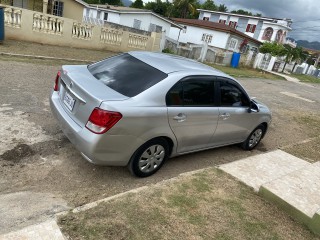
[129,138,169,178]
[241,124,265,151]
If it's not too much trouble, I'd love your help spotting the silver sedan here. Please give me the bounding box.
[50,52,271,177]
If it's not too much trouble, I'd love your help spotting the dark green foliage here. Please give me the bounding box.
[231,9,253,16]
[201,0,217,11]
[130,0,143,8]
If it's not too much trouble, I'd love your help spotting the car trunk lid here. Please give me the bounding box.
[57,65,129,128]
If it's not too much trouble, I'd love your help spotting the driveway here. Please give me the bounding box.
[0,60,319,234]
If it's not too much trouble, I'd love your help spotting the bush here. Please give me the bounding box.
[162,48,174,54]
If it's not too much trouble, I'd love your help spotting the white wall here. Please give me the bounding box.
[118,13,172,36]
[107,12,120,24]
[169,25,230,49]
[258,22,288,42]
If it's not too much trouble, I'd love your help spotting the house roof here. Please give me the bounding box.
[197,9,292,23]
[88,4,183,29]
[171,18,262,45]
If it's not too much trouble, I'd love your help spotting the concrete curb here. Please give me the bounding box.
[0,52,94,63]
[0,167,213,239]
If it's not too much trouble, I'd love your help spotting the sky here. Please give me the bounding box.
[212,0,320,42]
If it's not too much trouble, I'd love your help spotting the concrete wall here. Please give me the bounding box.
[2,5,162,52]
[62,0,84,22]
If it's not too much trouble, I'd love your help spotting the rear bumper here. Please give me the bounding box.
[50,91,141,166]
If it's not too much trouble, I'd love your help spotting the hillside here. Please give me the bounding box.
[288,38,320,51]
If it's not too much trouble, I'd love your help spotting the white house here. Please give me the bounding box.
[197,9,292,44]
[83,5,182,36]
[169,18,262,53]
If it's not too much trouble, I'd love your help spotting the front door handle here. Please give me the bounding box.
[220,113,230,120]
[173,113,187,122]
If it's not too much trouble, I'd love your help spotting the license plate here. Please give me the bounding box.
[63,92,76,111]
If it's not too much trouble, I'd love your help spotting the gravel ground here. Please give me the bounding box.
[0,40,116,62]
[0,42,320,234]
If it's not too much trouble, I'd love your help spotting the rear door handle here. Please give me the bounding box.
[220,113,230,120]
[173,113,187,122]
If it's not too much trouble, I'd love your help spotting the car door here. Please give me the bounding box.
[166,76,220,153]
[210,78,253,146]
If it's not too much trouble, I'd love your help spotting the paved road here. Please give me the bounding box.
[0,60,319,234]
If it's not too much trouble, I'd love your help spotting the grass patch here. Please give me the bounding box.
[58,169,319,240]
[294,114,320,138]
[291,73,320,83]
[206,63,285,80]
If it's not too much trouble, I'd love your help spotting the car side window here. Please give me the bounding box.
[220,81,249,107]
[166,78,215,106]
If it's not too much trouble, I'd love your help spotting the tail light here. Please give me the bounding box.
[86,108,122,134]
[54,71,61,91]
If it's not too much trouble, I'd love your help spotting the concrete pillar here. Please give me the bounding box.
[267,56,277,71]
[314,54,320,68]
[43,0,48,14]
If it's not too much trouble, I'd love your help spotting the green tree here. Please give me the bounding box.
[172,0,198,18]
[291,47,308,72]
[259,42,285,57]
[280,44,300,72]
[145,0,171,17]
[231,9,252,16]
[218,4,228,12]
[201,0,217,11]
[131,0,143,8]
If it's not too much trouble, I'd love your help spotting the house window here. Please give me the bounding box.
[246,24,256,33]
[53,1,63,17]
[203,17,209,21]
[201,33,213,43]
[276,30,283,43]
[228,38,238,50]
[104,12,108,21]
[262,27,274,41]
[149,23,162,33]
[133,19,141,29]
[182,26,187,33]
[85,8,90,17]
[229,21,237,28]
[155,25,162,32]
[97,11,101,19]
[219,19,226,24]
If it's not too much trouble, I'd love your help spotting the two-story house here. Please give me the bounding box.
[198,9,292,44]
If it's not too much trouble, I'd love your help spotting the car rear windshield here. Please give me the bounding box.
[88,53,168,97]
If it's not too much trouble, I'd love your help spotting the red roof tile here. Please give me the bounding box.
[171,18,262,45]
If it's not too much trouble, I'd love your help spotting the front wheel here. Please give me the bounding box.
[129,138,169,177]
[241,125,265,150]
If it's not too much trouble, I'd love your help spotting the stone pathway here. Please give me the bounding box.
[219,149,320,235]
[0,220,65,240]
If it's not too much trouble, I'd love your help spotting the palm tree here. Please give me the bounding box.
[218,4,228,12]
[281,44,296,73]
[173,0,197,18]
[291,47,308,73]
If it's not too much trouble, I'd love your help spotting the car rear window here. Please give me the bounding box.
[88,53,168,97]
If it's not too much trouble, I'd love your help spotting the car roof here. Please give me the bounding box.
[128,51,228,76]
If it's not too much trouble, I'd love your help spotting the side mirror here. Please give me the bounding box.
[248,100,260,113]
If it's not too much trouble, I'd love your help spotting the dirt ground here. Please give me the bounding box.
[0,41,320,234]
